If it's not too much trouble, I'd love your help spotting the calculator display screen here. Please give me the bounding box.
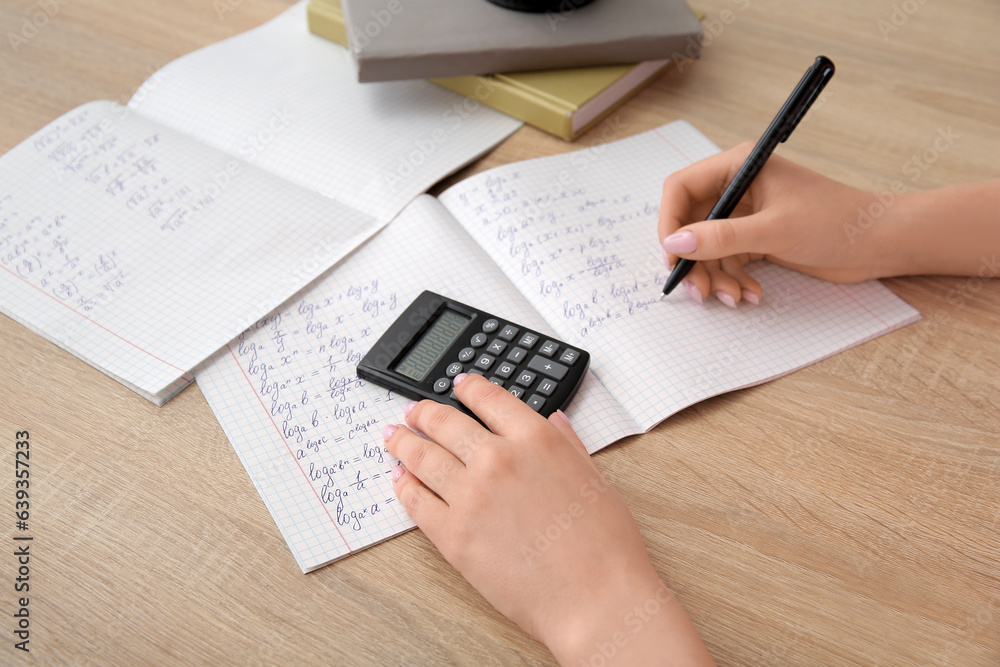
[394,309,471,382]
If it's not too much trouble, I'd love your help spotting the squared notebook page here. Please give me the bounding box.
[196,195,638,572]
[126,1,522,224]
[0,101,381,401]
[439,121,922,430]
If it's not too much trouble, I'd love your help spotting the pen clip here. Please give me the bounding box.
[780,56,836,142]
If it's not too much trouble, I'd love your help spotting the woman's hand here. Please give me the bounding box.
[384,374,713,665]
[659,142,885,306]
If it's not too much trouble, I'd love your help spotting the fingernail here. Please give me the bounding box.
[717,291,737,308]
[663,230,698,254]
[382,423,398,441]
[742,290,760,305]
[392,465,405,482]
[683,280,702,304]
[403,400,418,417]
[555,409,571,425]
[453,372,469,386]
[661,246,670,268]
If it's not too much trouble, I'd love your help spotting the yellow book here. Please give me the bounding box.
[307,0,676,140]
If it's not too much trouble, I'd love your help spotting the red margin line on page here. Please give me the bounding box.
[0,263,192,378]
[653,127,695,164]
[226,342,352,555]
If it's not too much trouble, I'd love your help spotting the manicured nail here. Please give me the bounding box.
[382,423,398,441]
[555,409,571,425]
[392,465,406,482]
[742,290,760,305]
[403,400,418,417]
[453,372,469,386]
[661,246,670,268]
[683,280,702,304]
[662,230,698,254]
[717,291,737,308]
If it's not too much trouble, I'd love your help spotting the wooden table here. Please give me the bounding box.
[1,0,998,663]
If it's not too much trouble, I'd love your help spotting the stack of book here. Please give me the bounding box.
[307,0,703,139]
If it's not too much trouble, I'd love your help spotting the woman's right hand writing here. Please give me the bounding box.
[658,142,890,306]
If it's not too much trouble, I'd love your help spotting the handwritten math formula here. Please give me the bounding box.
[40,105,218,233]
[227,278,408,543]
[445,170,669,340]
[0,103,229,318]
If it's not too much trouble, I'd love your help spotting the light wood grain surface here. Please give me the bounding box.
[1,0,998,664]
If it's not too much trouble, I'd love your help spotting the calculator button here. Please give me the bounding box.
[527,355,568,381]
[538,340,559,357]
[506,347,528,363]
[482,318,499,333]
[474,354,496,371]
[458,347,476,362]
[433,378,451,394]
[536,378,558,396]
[517,332,539,349]
[508,386,525,399]
[526,394,546,412]
[558,348,580,365]
[470,333,488,348]
[446,362,463,377]
[487,339,508,355]
[488,377,504,387]
[515,370,536,387]
[498,324,519,341]
[495,361,516,379]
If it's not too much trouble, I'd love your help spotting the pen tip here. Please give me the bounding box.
[659,293,669,302]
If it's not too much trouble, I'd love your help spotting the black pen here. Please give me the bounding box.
[660,55,836,299]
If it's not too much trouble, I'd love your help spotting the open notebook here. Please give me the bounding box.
[196,121,921,572]
[0,2,520,404]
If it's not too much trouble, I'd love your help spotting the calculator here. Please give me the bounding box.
[357,291,589,419]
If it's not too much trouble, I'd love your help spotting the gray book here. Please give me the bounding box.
[342,0,703,82]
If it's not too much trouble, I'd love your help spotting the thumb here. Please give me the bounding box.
[662,212,777,261]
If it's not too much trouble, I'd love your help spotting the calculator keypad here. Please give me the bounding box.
[474,354,495,371]
[498,325,519,341]
[518,333,539,349]
[558,349,580,365]
[526,395,546,412]
[495,361,516,379]
[527,355,568,381]
[506,347,527,363]
[429,317,584,418]
[486,339,507,355]
[536,378,558,396]
[538,340,559,357]
[515,370,536,387]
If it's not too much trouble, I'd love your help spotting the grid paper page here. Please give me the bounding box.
[127,1,523,224]
[439,121,922,430]
[196,195,639,572]
[0,101,382,400]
